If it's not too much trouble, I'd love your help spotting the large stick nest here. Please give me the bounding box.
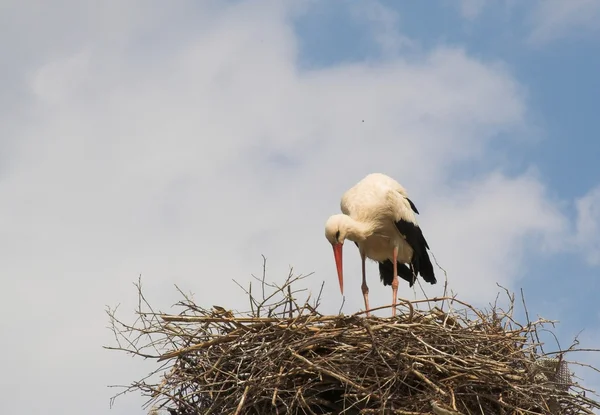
[106,263,600,415]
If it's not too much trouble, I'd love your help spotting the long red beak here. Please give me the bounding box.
[332,243,344,294]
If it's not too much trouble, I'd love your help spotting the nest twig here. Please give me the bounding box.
[105,261,600,415]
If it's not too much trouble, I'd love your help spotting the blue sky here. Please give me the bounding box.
[297,0,600,330]
[1,0,600,413]
[297,1,600,192]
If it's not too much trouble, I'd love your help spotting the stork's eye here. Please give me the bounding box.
[335,230,340,241]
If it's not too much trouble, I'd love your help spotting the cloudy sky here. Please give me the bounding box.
[2,0,600,413]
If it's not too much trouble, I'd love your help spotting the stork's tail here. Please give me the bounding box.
[379,247,437,287]
[378,260,415,286]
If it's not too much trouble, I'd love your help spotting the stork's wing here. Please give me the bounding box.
[404,196,419,215]
[389,190,419,225]
[392,192,435,283]
[405,197,419,215]
[366,173,409,196]
[340,186,356,216]
[340,173,420,219]
[395,217,429,251]
[386,175,419,214]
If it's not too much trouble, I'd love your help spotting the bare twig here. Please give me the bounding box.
[105,259,600,415]
[429,251,449,311]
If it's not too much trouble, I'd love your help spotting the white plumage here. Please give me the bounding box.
[324,173,436,316]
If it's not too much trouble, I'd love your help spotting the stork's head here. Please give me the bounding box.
[324,214,353,295]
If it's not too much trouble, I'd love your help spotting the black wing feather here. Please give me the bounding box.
[395,218,436,285]
[405,197,420,214]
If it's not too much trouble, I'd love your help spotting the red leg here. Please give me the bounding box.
[391,247,399,317]
[360,253,370,316]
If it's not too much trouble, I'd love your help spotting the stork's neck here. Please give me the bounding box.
[344,215,376,242]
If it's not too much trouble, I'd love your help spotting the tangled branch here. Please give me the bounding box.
[106,262,600,414]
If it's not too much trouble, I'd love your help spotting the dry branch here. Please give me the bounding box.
[106,268,600,415]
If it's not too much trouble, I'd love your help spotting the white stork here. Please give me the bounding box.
[324,173,436,316]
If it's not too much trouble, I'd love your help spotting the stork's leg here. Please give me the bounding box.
[360,253,370,316]
[391,247,399,317]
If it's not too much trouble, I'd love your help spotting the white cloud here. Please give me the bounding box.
[451,0,600,44]
[423,171,568,299]
[528,0,600,44]
[0,0,592,414]
[349,0,416,56]
[459,0,486,20]
[574,186,600,265]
